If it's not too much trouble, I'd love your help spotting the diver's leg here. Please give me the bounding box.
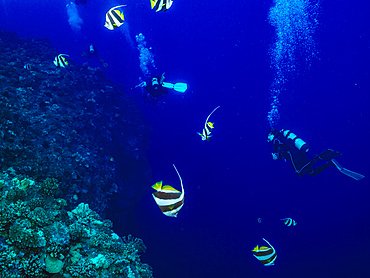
[308,162,333,176]
[318,149,341,160]
[98,58,108,67]
[287,151,312,177]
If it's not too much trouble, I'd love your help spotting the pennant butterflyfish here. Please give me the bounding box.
[104,5,126,30]
[198,106,220,141]
[152,164,184,217]
[252,238,277,266]
[24,64,32,70]
[280,218,297,226]
[151,0,173,12]
[53,54,69,68]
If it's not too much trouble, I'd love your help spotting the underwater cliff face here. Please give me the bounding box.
[0,29,151,216]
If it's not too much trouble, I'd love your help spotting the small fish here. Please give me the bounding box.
[252,238,277,266]
[24,64,32,70]
[54,54,69,68]
[152,164,184,217]
[104,5,126,30]
[280,218,297,226]
[257,218,262,224]
[198,106,220,141]
[151,0,173,12]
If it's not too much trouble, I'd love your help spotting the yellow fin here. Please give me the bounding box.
[162,185,180,192]
[152,181,162,191]
[207,122,214,128]
[252,245,259,252]
[115,10,124,20]
[259,246,270,250]
[151,0,156,9]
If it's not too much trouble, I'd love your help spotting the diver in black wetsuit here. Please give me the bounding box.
[136,74,169,101]
[81,44,108,68]
[267,129,365,180]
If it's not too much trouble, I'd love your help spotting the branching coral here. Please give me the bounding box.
[0,172,153,277]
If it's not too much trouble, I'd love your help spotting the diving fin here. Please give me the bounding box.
[173,83,187,93]
[162,82,174,89]
[162,82,188,93]
[332,159,365,181]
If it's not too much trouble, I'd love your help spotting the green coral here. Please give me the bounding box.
[67,258,97,278]
[12,177,35,191]
[39,178,58,196]
[19,254,47,278]
[9,219,47,248]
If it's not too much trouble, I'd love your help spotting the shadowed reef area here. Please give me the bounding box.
[0,29,151,216]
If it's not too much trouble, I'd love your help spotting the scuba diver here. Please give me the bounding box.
[267,129,365,180]
[136,73,187,102]
[81,44,108,68]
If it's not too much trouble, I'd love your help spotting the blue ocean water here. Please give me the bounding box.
[1,0,369,277]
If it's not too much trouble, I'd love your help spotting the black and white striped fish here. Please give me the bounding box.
[24,64,32,70]
[104,5,126,30]
[152,164,184,217]
[252,238,277,266]
[281,218,297,226]
[53,54,69,68]
[151,0,173,12]
[198,106,220,141]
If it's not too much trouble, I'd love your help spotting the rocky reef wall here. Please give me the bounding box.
[0,29,151,215]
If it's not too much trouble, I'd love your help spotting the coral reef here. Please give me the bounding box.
[0,29,151,215]
[0,172,153,277]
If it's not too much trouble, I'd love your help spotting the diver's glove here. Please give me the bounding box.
[135,81,147,88]
[272,153,280,160]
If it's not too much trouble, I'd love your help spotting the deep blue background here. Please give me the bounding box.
[1,0,369,277]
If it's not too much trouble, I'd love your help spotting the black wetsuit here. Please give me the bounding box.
[85,45,99,59]
[271,129,341,177]
[145,76,169,99]
[82,45,107,67]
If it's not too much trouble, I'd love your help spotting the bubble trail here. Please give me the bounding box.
[267,0,319,128]
[66,2,83,33]
[135,33,156,77]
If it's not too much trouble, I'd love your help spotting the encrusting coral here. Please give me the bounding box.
[0,170,153,277]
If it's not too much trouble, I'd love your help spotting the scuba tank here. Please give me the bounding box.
[281,129,310,153]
